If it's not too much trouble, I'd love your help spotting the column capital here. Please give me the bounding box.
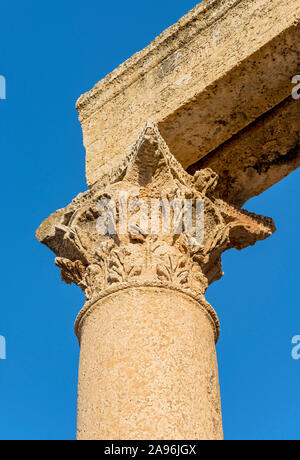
[36,121,276,308]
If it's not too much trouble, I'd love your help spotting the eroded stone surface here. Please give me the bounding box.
[188,97,300,206]
[36,122,275,301]
[76,0,300,188]
[36,0,299,441]
[36,122,276,440]
[76,287,223,440]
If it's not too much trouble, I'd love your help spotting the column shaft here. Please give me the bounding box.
[76,285,223,440]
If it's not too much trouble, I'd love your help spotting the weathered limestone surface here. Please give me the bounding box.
[36,122,275,439]
[36,122,275,300]
[76,287,222,440]
[188,97,300,206]
[36,0,298,441]
[77,0,300,196]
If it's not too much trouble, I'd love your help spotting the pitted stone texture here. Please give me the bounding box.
[36,121,275,441]
[76,286,223,440]
[188,97,300,207]
[36,122,275,302]
[76,0,300,188]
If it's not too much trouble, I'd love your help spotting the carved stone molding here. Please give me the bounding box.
[36,120,276,311]
[74,281,221,343]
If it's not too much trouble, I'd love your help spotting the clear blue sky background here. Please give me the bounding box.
[0,0,299,440]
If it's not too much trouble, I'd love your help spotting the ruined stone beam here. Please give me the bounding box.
[76,0,300,203]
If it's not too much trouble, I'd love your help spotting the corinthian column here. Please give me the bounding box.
[36,121,275,440]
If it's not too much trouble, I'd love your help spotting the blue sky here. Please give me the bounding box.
[0,0,299,440]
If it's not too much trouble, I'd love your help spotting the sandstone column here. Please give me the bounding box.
[36,121,275,440]
[75,285,221,440]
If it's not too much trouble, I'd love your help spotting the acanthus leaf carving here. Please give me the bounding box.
[55,257,87,292]
[37,120,276,302]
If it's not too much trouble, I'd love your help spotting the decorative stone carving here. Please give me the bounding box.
[36,119,277,441]
[36,121,276,303]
